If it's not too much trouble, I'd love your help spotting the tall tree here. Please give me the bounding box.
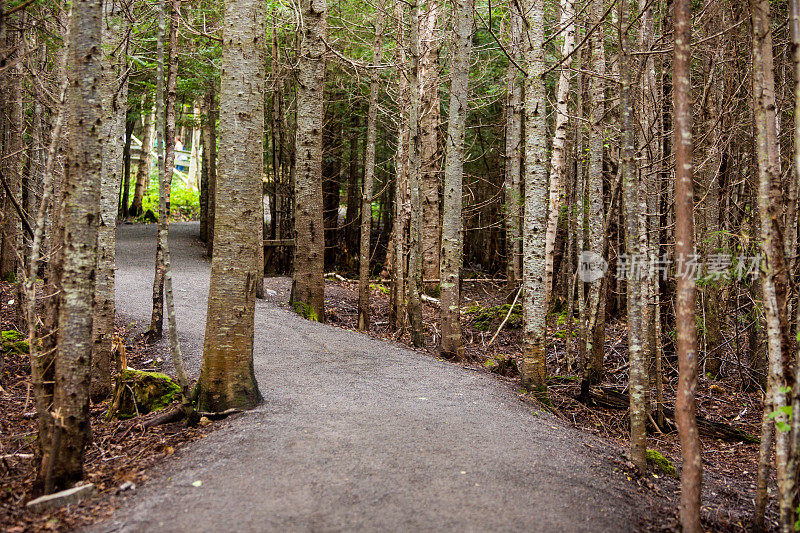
[544,0,576,310]
[92,0,129,401]
[673,0,702,527]
[196,0,263,411]
[357,0,385,331]
[35,0,104,492]
[503,1,523,292]
[407,0,425,346]
[129,95,153,218]
[439,0,473,359]
[292,0,327,321]
[520,0,548,391]
[582,0,607,388]
[751,0,793,527]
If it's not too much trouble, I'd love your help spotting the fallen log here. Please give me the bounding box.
[579,385,759,443]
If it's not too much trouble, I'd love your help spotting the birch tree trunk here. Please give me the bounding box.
[407,0,425,346]
[520,0,548,391]
[196,0,263,411]
[751,0,793,528]
[130,94,153,217]
[292,0,326,321]
[420,1,441,287]
[582,0,607,388]
[504,1,523,292]
[357,0,385,331]
[673,0,702,527]
[37,0,104,491]
[544,0,576,310]
[439,0,473,360]
[92,0,129,401]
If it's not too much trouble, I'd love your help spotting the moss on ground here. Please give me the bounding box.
[469,303,523,331]
[107,369,181,419]
[646,449,677,477]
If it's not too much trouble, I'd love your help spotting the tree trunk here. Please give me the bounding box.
[196,0,263,411]
[582,0,607,388]
[357,0,385,331]
[420,1,441,288]
[91,1,129,401]
[391,0,410,332]
[520,0,548,391]
[544,0,576,311]
[751,0,793,528]
[291,0,327,321]
[407,0,425,347]
[346,116,361,267]
[673,0,702,527]
[36,0,104,492]
[121,113,134,219]
[204,82,217,257]
[504,1,523,293]
[130,94,153,218]
[439,0,472,360]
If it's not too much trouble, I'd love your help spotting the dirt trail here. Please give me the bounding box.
[96,222,647,532]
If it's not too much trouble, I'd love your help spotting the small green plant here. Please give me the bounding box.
[370,283,390,295]
[292,301,320,322]
[769,388,793,433]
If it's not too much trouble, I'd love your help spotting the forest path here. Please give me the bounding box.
[98,222,646,532]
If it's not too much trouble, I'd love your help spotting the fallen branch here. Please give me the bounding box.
[580,385,759,443]
[487,286,521,347]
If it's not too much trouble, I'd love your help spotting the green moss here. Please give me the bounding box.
[424,284,440,298]
[473,303,523,331]
[293,301,320,322]
[107,369,181,420]
[483,355,519,376]
[370,283,390,295]
[2,330,28,354]
[646,449,677,477]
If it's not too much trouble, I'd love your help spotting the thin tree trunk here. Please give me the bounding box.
[130,94,153,217]
[357,0,385,331]
[92,1,129,401]
[520,0,548,391]
[439,0,472,360]
[751,0,793,528]
[196,0,263,411]
[391,0,410,332]
[582,0,607,388]
[291,0,327,321]
[544,0,576,311]
[673,0,702,527]
[504,0,523,293]
[121,113,134,219]
[407,0,425,346]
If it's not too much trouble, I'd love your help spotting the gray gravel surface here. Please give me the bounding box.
[95,222,647,532]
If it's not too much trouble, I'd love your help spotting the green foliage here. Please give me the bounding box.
[107,369,181,420]
[126,164,200,222]
[646,449,677,478]
[293,301,320,322]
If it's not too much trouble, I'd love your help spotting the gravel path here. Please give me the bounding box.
[96,222,645,532]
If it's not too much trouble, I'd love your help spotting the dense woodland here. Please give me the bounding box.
[3,0,800,528]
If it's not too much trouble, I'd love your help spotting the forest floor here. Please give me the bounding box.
[0,222,775,531]
[0,286,213,532]
[314,276,772,531]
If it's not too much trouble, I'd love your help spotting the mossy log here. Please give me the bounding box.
[107,369,181,420]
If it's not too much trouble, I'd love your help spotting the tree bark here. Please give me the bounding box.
[673,0,702,527]
[92,0,129,401]
[36,0,104,492]
[520,0,548,391]
[504,1,523,293]
[407,0,425,346]
[291,0,327,321]
[130,95,153,218]
[439,0,473,360]
[357,0,385,331]
[544,0,576,311]
[196,0,264,411]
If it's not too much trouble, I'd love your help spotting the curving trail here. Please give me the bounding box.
[96,222,645,532]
